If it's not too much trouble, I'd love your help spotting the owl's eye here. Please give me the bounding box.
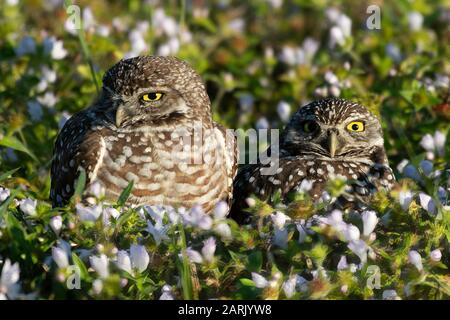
[301,120,319,133]
[346,121,365,132]
[141,92,163,102]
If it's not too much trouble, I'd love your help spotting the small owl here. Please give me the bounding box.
[51,56,237,213]
[230,98,394,222]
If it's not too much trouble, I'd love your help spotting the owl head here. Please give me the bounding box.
[281,98,387,163]
[100,56,211,127]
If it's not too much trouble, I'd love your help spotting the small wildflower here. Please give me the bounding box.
[251,272,268,288]
[214,222,232,239]
[430,249,442,262]
[159,284,174,300]
[282,276,297,298]
[276,101,291,123]
[361,210,378,237]
[76,204,102,222]
[19,198,37,217]
[399,190,413,211]
[213,201,228,220]
[0,187,10,203]
[408,250,423,272]
[337,256,348,270]
[130,245,150,273]
[348,240,368,264]
[116,250,132,274]
[0,259,20,300]
[89,254,109,279]
[407,12,423,31]
[383,289,401,300]
[185,248,203,264]
[146,220,169,245]
[52,247,69,269]
[418,193,436,215]
[49,216,63,235]
[201,237,216,263]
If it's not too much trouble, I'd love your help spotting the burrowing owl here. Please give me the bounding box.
[51,56,237,213]
[230,98,394,222]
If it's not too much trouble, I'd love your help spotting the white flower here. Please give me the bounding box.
[52,247,69,269]
[15,36,36,56]
[385,43,402,63]
[56,239,72,257]
[329,85,341,97]
[408,250,423,271]
[37,92,58,108]
[146,220,169,245]
[361,211,378,237]
[343,224,360,242]
[130,245,150,273]
[418,193,436,215]
[430,249,442,262]
[396,159,409,173]
[41,66,57,83]
[201,237,216,263]
[399,190,413,211]
[213,201,228,220]
[92,279,103,294]
[238,93,254,113]
[0,259,20,299]
[82,7,96,30]
[0,187,10,203]
[337,255,348,270]
[185,248,203,264]
[297,179,313,193]
[434,131,446,156]
[103,207,120,220]
[228,18,245,33]
[324,71,339,85]
[89,254,109,279]
[214,222,232,240]
[144,205,166,225]
[49,216,63,235]
[255,117,270,130]
[116,250,132,274]
[271,211,290,229]
[348,239,368,264]
[420,133,435,152]
[76,203,102,222]
[188,206,213,230]
[282,276,297,298]
[87,181,105,198]
[277,101,291,123]
[27,101,43,122]
[159,284,174,300]
[383,289,401,300]
[43,37,68,60]
[408,11,423,31]
[329,26,345,47]
[19,198,37,217]
[251,272,268,288]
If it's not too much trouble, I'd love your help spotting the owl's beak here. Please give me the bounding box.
[328,131,338,158]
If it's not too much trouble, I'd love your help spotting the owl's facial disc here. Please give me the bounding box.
[114,87,190,127]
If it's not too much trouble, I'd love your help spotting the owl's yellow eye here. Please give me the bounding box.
[346,121,365,132]
[141,92,163,102]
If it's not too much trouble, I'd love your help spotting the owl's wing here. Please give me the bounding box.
[50,110,105,207]
[213,122,238,206]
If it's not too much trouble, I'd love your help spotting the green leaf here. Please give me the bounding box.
[239,278,255,287]
[0,167,20,183]
[247,251,263,272]
[71,253,89,280]
[117,180,134,207]
[0,136,37,161]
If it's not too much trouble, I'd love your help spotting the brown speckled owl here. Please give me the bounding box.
[230,98,394,222]
[51,56,237,213]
